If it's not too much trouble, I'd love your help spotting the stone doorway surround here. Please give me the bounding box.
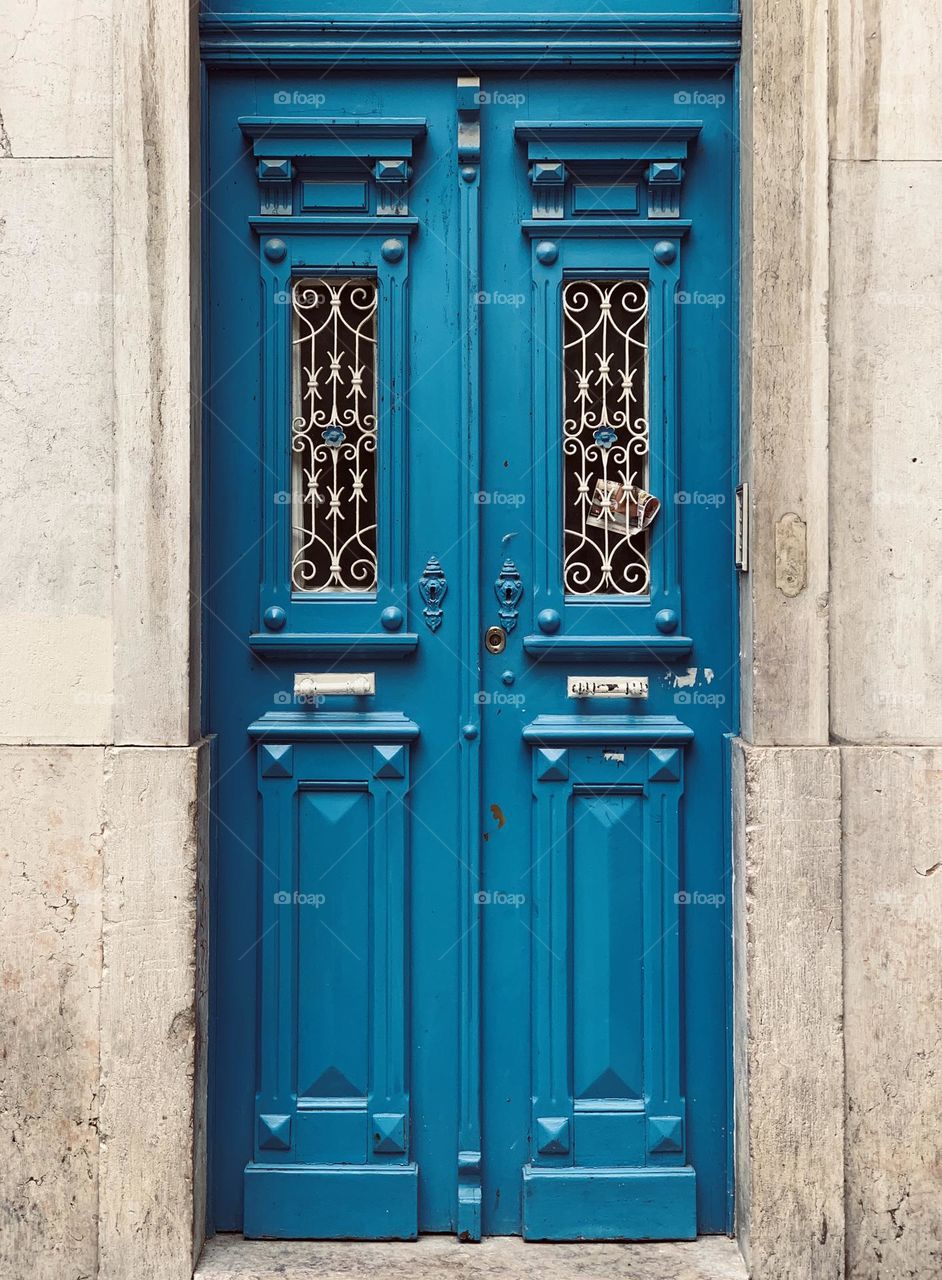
[2,0,939,1276]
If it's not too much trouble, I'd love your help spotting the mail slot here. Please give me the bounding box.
[567,676,648,699]
[295,672,376,699]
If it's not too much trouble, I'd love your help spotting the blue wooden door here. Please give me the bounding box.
[205,62,736,1243]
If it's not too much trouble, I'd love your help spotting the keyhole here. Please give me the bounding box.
[484,626,506,654]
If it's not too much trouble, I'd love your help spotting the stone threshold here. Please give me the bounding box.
[196,1233,747,1280]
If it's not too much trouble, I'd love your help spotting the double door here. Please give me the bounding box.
[206,67,736,1240]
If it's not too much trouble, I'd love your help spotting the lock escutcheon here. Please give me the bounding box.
[484,625,507,655]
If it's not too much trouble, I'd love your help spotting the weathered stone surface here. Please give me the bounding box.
[739,0,831,746]
[0,0,113,160]
[0,747,104,1280]
[196,1234,748,1280]
[112,0,201,746]
[732,742,844,1279]
[829,161,942,745]
[831,0,942,161]
[842,747,942,1280]
[0,160,114,744]
[99,742,209,1280]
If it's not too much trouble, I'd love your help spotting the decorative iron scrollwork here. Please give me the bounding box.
[418,556,448,631]
[291,277,378,593]
[494,559,524,632]
[562,278,655,596]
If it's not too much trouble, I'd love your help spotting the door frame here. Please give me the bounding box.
[106,0,842,1272]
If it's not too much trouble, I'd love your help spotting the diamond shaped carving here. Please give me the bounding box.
[372,1112,406,1154]
[536,1115,570,1155]
[648,1114,683,1154]
[373,743,406,779]
[260,743,294,778]
[258,1113,292,1151]
[535,747,569,783]
[648,747,680,782]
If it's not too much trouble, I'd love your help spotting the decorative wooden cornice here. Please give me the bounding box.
[202,14,742,69]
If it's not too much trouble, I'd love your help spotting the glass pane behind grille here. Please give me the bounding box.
[562,279,653,596]
[291,277,378,592]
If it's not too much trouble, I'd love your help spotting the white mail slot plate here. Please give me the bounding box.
[567,675,648,699]
[295,672,375,699]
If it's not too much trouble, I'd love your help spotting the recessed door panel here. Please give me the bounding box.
[572,792,645,1105]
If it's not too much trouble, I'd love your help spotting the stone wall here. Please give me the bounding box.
[735,0,942,1276]
[0,2,206,1279]
[831,2,941,1276]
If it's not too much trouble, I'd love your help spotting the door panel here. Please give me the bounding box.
[206,64,736,1241]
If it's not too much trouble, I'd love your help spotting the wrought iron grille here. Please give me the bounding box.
[562,278,655,596]
[291,276,378,592]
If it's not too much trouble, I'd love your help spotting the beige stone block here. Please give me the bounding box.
[0,160,114,744]
[0,747,104,1280]
[842,747,942,1280]
[831,0,942,160]
[98,741,209,1280]
[0,0,112,159]
[196,1234,749,1279]
[0,616,112,744]
[740,0,831,745]
[830,162,942,745]
[732,742,844,1279]
[112,0,201,746]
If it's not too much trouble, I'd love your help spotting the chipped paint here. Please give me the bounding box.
[602,750,625,763]
[674,667,698,688]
